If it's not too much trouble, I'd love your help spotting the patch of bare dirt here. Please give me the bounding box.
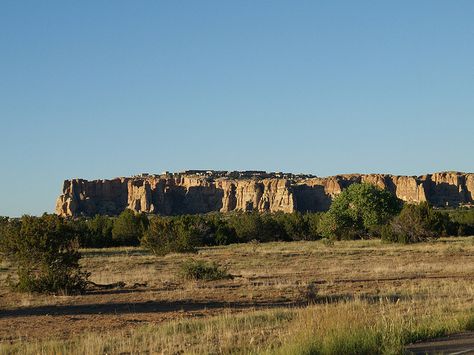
[405,332,474,354]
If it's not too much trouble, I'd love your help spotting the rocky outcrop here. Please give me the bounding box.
[55,171,474,217]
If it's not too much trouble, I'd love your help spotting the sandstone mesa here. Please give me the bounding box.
[55,170,474,217]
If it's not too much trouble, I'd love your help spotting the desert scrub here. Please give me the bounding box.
[0,215,89,295]
[179,259,232,281]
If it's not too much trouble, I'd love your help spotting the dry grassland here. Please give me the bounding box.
[0,237,473,353]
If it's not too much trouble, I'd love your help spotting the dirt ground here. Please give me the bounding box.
[405,331,474,354]
[1,238,473,343]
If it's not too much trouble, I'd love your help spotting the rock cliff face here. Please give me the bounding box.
[55,171,474,217]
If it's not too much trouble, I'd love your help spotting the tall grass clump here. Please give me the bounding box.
[277,300,474,355]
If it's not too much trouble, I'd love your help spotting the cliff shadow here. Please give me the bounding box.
[155,185,225,215]
[426,181,464,207]
[293,185,332,212]
[184,186,224,214]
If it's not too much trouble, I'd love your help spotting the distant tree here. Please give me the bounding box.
[0,214,89,294]
[68,215,115,248]
[204,214,238,245]
[448,209,474,236]
[213,222,238,245]
[0,217,9,248]
[85,215,114,247]
[227,212,263,242]
[303,212,324,240]
[381,202,447,243]
[318,183,401,239]
[141,215,202,255]
[273,212,312,241]
[111,209,149,246]
[227,212,286,242]
[0,217,19,261]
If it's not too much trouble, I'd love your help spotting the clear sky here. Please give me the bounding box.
[1,1,473,216]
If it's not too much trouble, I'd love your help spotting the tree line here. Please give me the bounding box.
[66,183,474,249]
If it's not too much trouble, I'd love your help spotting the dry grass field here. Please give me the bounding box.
[0,237,473,354]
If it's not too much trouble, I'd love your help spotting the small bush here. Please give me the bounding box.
[179,259,231,281]
[302,281,319,303]
[321,238,335,247]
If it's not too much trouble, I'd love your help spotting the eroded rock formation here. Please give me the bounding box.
[55,171,474,217]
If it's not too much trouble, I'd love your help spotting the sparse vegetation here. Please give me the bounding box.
[277,302,474,355]
[179,259,231,281]
[0,237,473,353]
[1,196,473,353]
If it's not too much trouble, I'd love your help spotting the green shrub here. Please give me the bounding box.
[205,214,238,245]
[1,212,339,253]
[82,215,114,247]
[112,209,149,246]
[179,259,231,281]
[261,213,288,241]
[304,212,324,240]
[381,202,444,243]
[448,209,474,236]
[273,212,312,241]
[227,212,287,243]
[227,212,264,242]
[0,214,89,294]
[141,216,204,255]
[318,183,401,240]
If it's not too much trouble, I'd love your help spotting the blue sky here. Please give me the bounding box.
[1,1,473,216]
